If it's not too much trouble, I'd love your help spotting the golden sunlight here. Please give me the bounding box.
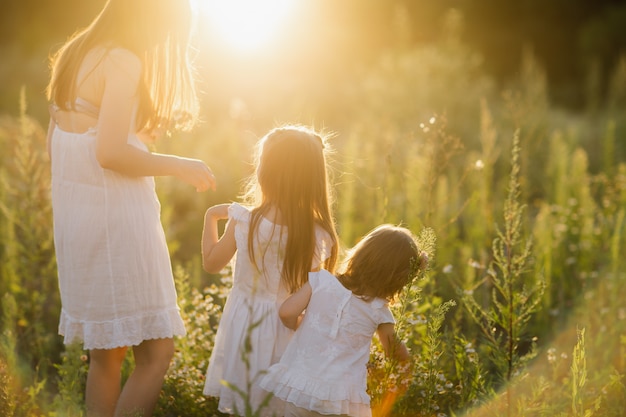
[198,0,297,52]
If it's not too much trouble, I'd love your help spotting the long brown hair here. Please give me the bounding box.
[338,225,427,301]
[242,125,339,293]
[46,0,198,132]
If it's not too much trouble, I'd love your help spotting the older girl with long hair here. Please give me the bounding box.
[46,0,215,415]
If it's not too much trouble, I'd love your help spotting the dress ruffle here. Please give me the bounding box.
[260,363,371,417]
[59,307,186,350]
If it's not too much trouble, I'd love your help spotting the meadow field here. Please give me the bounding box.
[1,5,626,417]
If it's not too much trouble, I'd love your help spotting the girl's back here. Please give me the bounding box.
[259,269,390,417]
[230,203,288,300]
[231,203,333,302]
[204,203,333,416]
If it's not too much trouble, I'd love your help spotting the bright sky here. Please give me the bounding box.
[197,0,298,53]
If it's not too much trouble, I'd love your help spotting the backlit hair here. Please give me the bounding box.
[46,0,198,133]
[242,125,339,293]
[338,224,427,301]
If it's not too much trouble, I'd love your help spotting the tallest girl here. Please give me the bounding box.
[46,0,214,416]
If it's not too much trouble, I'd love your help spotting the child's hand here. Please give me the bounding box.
[175,157,216,192]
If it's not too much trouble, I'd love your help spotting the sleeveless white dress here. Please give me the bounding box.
[50,99,186,350]
[204,203,333,417]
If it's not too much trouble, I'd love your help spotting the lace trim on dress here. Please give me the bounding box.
[59,307,186,350]
[260,364,371,417]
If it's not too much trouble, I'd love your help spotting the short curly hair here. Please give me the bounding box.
[337,224,427,301]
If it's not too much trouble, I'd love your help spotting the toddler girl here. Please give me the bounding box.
[260,224,428,417]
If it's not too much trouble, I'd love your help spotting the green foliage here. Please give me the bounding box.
[570,328,588,417]
[50,343,88,416]
[461,130,545,415]
[155,265,226,417]
[1,29,626,417]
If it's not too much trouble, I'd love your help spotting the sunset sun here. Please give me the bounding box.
[198,0,297,52]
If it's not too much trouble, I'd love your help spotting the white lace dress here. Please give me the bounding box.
[259,270,395,417]
[50,106,186,350]
[204,203,333,417]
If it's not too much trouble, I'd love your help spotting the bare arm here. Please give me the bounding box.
[94,49,215,192]
[279,282,312,330]
[376,323,410,363]
[201,204,237,273]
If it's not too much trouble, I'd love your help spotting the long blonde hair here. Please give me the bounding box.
[242,125,339,293]
[46,0,198,132]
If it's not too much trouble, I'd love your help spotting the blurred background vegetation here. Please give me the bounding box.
[1,0,626,416]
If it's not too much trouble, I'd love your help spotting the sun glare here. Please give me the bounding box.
[199,0,296,52]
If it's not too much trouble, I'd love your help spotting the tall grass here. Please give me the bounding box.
[1,29,625,417]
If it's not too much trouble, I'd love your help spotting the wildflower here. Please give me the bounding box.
[474,159,485,170]
[409,314,427,325]
[80,354,88,362]
[468,259,482,269]
[442,264,453,274]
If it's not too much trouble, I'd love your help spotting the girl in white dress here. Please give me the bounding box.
[201,125,339,416]
[259,224,428,417]
[45,1,215,416]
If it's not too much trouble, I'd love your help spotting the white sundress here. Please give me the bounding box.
[259,269,395,417]
[204,203,333,417]
[50,99,186,350]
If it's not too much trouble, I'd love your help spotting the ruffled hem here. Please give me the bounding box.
[259,365,371,417]
[204,382,285,417]
[58,308,186,350]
